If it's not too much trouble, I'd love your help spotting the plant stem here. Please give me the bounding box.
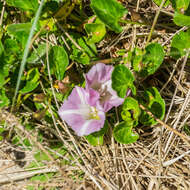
[146,0,166,45]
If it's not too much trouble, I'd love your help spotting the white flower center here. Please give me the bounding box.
[80,104,100,120]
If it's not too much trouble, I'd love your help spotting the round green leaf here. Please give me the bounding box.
[85,18,106,44]
[91,0,128,33]
[174,12,190,27]
[171,0,190,11]
[112,64,136,98]
[113,121,139,144]
[171,29,190,59]
[139,87,165,126]
[121,97,141,126]
[139,43,165,77]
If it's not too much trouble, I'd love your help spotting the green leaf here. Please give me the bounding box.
[49,46,69,80]
[69,33,97,65]
[113,121,139,144]
[139,87,165,126]
[85,120,108,146]
[7,23,32,35]
[6,0,38,11]
[30,173,54,182]
[112,64,136,98]
[34,151,51,162]
[4,38,20,54]
[7,23,32,47]
[170,29,190,58]
[121,97,141,126]
[132,48,144,72]
[173,12,190,26]
[91,0,128,33]
[0,127,5,134]
[138,43,165,77]
[27,44,46,64]
[173,0,190,11]
[0,89,10,107]
[20,68,40,94]
[85,135,104,146]
[0,63,9,88]
[153,0,170,7]
[85,18,106,43]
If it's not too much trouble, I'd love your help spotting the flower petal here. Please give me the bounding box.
[88,88,101,107]
[77,110,105,136]
[58,86,105,136]
[101,81,124,112]
[85,63,124,112]
[85,63,113,89]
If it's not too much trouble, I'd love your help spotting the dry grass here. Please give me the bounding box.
[1,0,190,189]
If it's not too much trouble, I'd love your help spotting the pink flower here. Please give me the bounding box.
[58,86,105,136]
[85,63,124,112]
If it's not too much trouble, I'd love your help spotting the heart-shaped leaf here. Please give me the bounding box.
[173,12,190,26]
[121,97,141,126]
[138,43,165,77]
[170,29,190,59]
[113,121,139,144]
[85,18,106,44]
[91,0,128,33]
[49,46,69,80]
[139,87,165,126]
[170,0,190,11]
[112,64,136,98]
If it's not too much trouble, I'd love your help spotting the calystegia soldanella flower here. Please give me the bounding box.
[85,63,124,112]
[58,86,105,136]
